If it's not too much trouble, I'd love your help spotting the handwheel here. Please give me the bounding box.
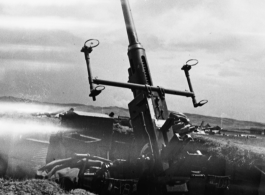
[84,39,100,48]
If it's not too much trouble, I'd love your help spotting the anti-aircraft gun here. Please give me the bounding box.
[39,0,230,194]
[81,0,207,162]
[77,0,230,194]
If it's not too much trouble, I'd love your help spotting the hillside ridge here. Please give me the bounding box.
[1,96,264,130]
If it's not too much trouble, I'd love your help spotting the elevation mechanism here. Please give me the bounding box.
[81,41,207,108]
[81,0,208,171]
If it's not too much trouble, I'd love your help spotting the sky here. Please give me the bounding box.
[0,0,265,123]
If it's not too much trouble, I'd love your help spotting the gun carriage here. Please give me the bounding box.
[41,0,230,194]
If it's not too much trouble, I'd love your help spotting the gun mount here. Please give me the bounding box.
[81,43,207,108]
[81,0,208,161]
[38,0,230,194]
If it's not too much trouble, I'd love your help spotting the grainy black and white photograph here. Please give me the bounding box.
[0,0,265,194]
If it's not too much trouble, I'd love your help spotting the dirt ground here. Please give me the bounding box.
[195,134,265,166]
[1,99,264,194]
[0,178,96,195]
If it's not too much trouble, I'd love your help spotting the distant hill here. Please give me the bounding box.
[184,113,265,131]
[0,96,84,107]
[1,96,264,131]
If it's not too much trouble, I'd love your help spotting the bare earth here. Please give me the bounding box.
[1,97,265,193]
[0,179,96,195]
[195,134,265,166]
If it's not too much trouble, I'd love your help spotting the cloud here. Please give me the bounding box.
[172,33,242,53]
[0,46,77,64]
[130,0,265,55]
[0,1,122,36]
[0,1,115,19]
[0,29,84,72]
[0,28,83,46]
[217,59,243,79]
[0,0,78,6]
[0,48,75,64]
[0,15,102,31]
[0,67,5,81]
[133,0,203,17]
[0,0,264,123]
[0,60,72,72]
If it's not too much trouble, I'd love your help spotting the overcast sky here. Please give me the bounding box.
[0,0,265,123]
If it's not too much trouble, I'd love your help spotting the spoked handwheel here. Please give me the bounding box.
[84,39,100,48]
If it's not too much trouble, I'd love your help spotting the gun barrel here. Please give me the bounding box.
[121,0,139,45]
